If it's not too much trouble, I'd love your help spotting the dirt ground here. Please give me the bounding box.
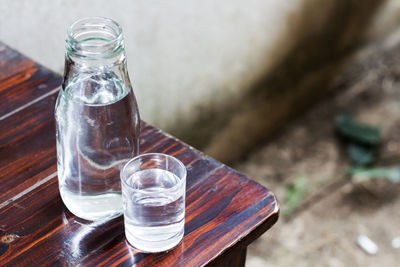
[234,31,400,266]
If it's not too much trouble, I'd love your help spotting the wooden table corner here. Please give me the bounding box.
[0,41,279,266]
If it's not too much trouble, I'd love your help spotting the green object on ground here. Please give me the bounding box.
[335,112,381,146]
[282,177,308,216]
[348,167,400,183]
[347,143,375,166]
[335,112,381,166]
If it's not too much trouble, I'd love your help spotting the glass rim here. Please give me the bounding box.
[120,153,187,193]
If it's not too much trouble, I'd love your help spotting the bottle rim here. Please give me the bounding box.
[66,17,124,59]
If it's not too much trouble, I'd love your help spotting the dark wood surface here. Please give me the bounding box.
[0,42,279,266]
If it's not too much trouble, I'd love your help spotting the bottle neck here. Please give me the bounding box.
[62,17,132,102]
[65,50,126,69]
[65,17,125,66]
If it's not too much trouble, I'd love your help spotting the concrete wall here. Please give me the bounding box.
[0,0,300,127]
[1,0,399,162]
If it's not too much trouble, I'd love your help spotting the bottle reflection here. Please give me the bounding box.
[60,209,123,260]
[59,209,185,265]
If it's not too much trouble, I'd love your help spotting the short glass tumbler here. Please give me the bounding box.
[121,153,186,253]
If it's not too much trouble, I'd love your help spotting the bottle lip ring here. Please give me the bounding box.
[66,17,124,59]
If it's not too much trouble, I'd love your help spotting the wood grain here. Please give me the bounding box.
[0,42,61,119]
[0,43,279,266]
[0,162,277,266]
[0,93,58,204]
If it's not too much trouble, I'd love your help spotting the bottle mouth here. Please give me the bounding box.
[66,17,124,59]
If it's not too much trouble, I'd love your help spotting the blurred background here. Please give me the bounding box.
[1,0,400,266]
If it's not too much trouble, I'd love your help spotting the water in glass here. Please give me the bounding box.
[122,168,185,252]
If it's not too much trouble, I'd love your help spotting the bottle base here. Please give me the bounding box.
[60,187,123,221]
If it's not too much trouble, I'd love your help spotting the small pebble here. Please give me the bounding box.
[392,237,400,249]
[38,84,47,90]
[1,234,19,243]
[357,235,378,255]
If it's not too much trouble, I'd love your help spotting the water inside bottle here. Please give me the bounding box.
[56,71,139,220]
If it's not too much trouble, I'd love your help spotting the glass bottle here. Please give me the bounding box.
[55,17,140,221]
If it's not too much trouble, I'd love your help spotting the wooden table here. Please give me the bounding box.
[0,42,279,266]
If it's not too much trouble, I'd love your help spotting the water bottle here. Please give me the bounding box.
[55,17,140,221]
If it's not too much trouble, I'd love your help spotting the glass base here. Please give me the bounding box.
[125,227,184,253]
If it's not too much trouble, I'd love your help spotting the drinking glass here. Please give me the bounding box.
[120,153,186,253]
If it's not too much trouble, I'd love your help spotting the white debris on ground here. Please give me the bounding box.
[391,237,400,249]
[357,235,378,255]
